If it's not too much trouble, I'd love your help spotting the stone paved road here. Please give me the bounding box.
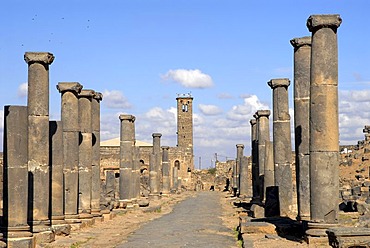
[117,191,237,248]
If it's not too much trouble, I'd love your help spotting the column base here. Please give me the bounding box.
[33,230,55,244]
[119,199,133,209]
[306,222,339,245]
[149,194,161,200]
[4,236,33,248]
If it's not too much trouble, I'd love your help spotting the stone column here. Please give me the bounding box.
[91,92,103,219]
[268,78,293,217]
[2,106,33,247]
[162,146,170,195]
[264,141,274,190]
[232,151,238,196]
[129,116,139,206]
[290,36,312,221]
[24,52,55,242]
[57,82,83,223]
[172,166,179,191]
[50,120,71,235]
[307,14,342,225]
[149,133,162,199]
[78,90,95,221]
[250,119,260,202]
[119,115,135,208]
[236,144,247,197]
[255,110,270,202]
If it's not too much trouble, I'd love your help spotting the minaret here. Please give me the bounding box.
[176,93,193,156]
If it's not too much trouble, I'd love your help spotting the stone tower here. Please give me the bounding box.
[176,93,194,160]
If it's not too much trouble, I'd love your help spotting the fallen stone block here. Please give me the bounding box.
[250,204,265,218]
[240,222,276,234]
[326,227,370,248]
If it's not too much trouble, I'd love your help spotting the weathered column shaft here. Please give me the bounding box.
[3,105,33,245]
[25,52,54,235]
[172,166,179,191]
[162,146,170,194]
[57,82,83,220]
[237,144,248,196]
[264,141,274,189]
[50,121,65,223]
[268,78,293,217]
[250,119,260,201]
[91,92,103,217]
[149,133,162,197]
[236,144,244,194]
[119,115,135,206]
[291,36,312,221]
[256,110,270,202]
[307,14,341,224]
[132,146,141,200]
[78,90,95,217]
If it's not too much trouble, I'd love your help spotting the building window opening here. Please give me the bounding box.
[182,104,188,112]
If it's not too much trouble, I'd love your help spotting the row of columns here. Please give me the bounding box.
[231,14,341,240]
[2,52,104,247]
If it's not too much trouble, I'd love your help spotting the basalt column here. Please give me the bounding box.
[78,90,95,220]
[2,106,33,247]
[25,52,55,241]
[256,110,270,202]
[236,144,248,197]
[91,92,103,219]
[119,115,135,208]
[149,133,162,199]
[172,166,179,191]
[268,78,293,217]
[129,116,140,206]
[50,120,71,234]
[307,14,342,226]
[162,146,170,195]
[290,36,312,221]
[250,119,259,202]
[57,82,83,222]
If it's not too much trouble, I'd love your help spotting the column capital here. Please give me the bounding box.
[93,92,103,102]
[268,78,290,89]
[57,82,83,94]
[250,119,257,125]
[152,133,162,138]
[119,114,135,122]
[236,144,244,149]
[307,14,342,32]
[24,52,54,65]
[255,110,270,118]
[78,89,95,98]
[162,146,170,150]
[290,36,311,49]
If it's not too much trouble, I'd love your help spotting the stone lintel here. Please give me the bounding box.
[256,110,270,118]
[152,133,162,138]
[250,119,256,125]
[93,92,103,101]
[119,114,135,121]
[267,78,290,89]
[236,144,244,149]
[24,52,54,65]
[78,89,95,98]
[57,82,83,94]
[162,146,170,150]
[307,14,342,32]
[290,36,311,48]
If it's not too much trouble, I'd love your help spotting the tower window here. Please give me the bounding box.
[182,104,188,112]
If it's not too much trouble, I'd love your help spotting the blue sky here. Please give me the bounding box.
[1,1,370,168]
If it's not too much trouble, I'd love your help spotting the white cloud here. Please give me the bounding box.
[227,95,269,121]
[102,90,132,109]
[161,69,213,88]
[198,104,222,116]
[17,82,27,98]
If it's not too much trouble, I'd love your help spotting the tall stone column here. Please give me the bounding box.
[255,110,270,202]
[149,133,162,199]
[129,116,140,205]
[91,92,103,219]
[232,153,238,196]
[162,146,170,195]
[2,106,34,247]
[50,120,71,235]
[237,144,248,197]
[264,141,274,190]
[268,78,293,217]
[250,119,260,202]
[307,15,341,226]
[290,36,312,221]
[57,82,83,223]
[78,90,95,220]
[172,166,179,191]
[24,52,55,242]
[119,115,135,208]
